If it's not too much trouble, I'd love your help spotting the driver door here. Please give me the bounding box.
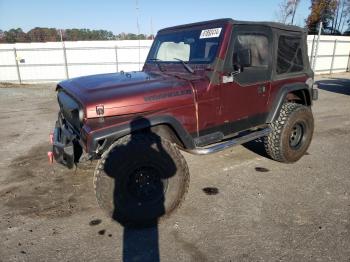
[219,25,273,134]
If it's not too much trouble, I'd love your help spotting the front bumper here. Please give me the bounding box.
[52,121,76,169]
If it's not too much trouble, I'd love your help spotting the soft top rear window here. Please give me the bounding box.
[276,35,304,74]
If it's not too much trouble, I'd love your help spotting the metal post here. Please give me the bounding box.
[310,35,316,68]
[138,39,141,71]
[330,39,337,74]
[312,22,322,72]
[13,48,22,84]
[62,42,69,79]
[114,46,119,72]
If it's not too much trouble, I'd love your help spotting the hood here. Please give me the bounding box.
[58,71,197,118]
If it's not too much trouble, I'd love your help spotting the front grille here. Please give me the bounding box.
[57,91,82,132]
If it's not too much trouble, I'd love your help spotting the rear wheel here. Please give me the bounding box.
[264,102,314,163]
[93,133,189,227]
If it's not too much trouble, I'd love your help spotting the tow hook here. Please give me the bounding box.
[47,151,54,164]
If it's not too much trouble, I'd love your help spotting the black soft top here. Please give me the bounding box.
[159,18,306,33]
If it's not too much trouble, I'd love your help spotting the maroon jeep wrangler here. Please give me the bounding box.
[51,19,318,226]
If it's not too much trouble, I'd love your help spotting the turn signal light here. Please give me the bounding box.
[47,151,53,164]
[49,132,54,144]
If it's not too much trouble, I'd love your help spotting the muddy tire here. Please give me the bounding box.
[264,102,314,163]
[93,133,189,227]
[76,160,96,171]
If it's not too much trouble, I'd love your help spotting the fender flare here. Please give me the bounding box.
[88,115,195,154]
[266,82,311,123]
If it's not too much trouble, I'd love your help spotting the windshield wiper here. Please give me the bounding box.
[173,58,194,74]
[148,58,165,72]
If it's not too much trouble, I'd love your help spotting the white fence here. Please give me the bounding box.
[0,36,349,83]
[0,40,153,83]
[307,35,350,74]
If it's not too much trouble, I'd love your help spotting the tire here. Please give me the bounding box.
[76,160,96,171]
[93,133,190,227]
[264,102,314,163]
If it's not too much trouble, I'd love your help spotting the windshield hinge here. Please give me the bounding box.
[222,70,241,83]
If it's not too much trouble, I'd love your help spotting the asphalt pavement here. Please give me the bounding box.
[0,73,349,261]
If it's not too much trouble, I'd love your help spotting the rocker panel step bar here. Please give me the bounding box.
[184,128,271,155]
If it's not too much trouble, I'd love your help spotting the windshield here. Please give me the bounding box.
[147,27,224,64]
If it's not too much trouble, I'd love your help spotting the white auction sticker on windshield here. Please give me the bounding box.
[200,28,222,39]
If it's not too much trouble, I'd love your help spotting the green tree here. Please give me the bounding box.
[27,27,60,42]
[0,30,5,43]
[306,0,338,34]
[115,33,148,40]
[64,28,115,41]
[0,27,151,43]
[3,28,28,43]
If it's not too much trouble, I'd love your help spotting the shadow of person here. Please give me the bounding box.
[122,226,160,262]
[102,116,177,262]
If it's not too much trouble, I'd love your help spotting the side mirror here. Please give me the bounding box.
[233,49,252,69]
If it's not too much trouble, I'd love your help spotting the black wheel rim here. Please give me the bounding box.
[289,122,305,149]
[127,166,168,203]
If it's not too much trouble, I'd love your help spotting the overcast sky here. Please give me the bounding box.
[0,0,311,34]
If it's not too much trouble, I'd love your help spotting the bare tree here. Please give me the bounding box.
[337,0,350,32]
[276,0,293,24]
[342,0,350,31]
[290,0,301,24]
[330,0,350,33]
[276,0,300,24]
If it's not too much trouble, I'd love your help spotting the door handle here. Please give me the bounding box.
[258,85,266,94]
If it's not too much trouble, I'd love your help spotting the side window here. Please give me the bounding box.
[233,34,269,68]
[276,36,304,74]
[231,33,270,84]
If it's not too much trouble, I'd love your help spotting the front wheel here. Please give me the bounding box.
[264,103,314,163]
[93,133,190,227]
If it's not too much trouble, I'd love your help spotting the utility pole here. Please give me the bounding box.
[291,0,297,25]
[59,29,63,42]
[60,29,69,79]
[312,21,323,72]
[150,17,154,40]
[135,0,141,70]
